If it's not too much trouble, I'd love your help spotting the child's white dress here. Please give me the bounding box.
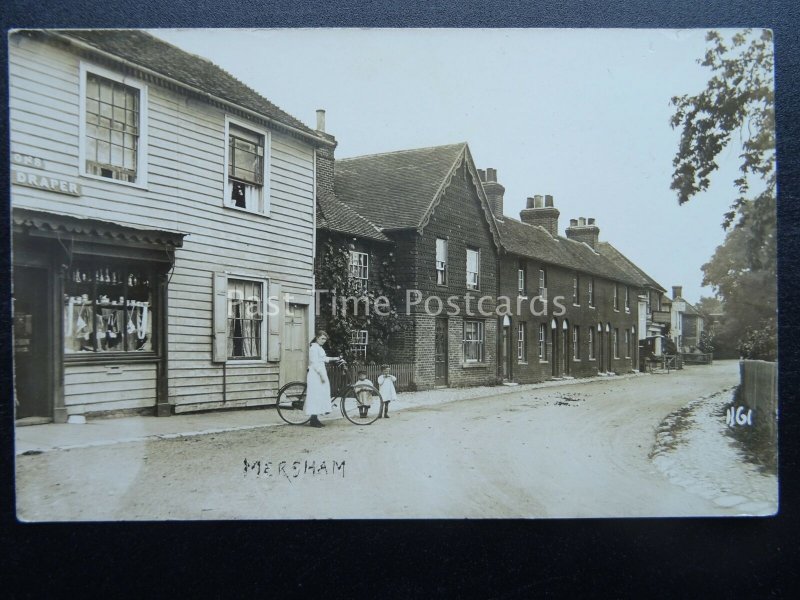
[353,378,375,406]
[377,374,397,401]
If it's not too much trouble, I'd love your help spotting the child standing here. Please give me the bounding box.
[353,370,375,419]
[377,364,397,418]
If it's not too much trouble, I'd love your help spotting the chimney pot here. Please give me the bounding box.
[569,218,578,227]
[578,217,586,226]
[672,285,683,299]
[486,168,497,183]
[534,195,544,208]
[316,109,326,132]
[477,169,486,182]
[544,194,554,207]
[587,217,595,225]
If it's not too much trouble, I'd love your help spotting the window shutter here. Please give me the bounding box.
[267,282,282,362]
[212,272,228,363]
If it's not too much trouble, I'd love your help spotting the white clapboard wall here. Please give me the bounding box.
[9,34,316,414]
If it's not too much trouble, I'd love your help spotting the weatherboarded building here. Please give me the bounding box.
[10,30,329,422]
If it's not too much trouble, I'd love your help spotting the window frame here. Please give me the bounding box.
[466,247,481,291]
[588,327,595,360]
[573,325,580,360]
[613,328,620,359]
[79,62,149,189]
[538,323,547,361]
[225,275,268,363]
[573,273,580,306]
[436,238,448,286]
[518,261,526,297]
[613,284,619,311]
[625,286,630,312]
[351,329,369,361]
[588,277,595,308]
[538,268,547,300]
[517,321,527,363]
[349,250,370,292]
[625,328,631,358]
[223,115,271,216]
[462,319,485,363]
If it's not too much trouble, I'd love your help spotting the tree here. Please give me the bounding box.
[670,29,776,360]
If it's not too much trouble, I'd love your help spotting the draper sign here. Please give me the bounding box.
[12,170,81,197]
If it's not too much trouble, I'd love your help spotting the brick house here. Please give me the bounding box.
[327,142,502,389]
[490,185,643,382]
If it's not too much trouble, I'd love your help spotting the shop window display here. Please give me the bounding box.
[64,261,155,354]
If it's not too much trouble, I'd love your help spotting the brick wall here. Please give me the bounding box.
[315,135,336,197]
[497,253,639,383]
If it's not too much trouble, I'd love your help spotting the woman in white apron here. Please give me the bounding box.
[304,330,340,428]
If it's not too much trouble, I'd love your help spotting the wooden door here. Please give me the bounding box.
[13,266,52,420]
[280,303,307,385]
[563,328,570,375]
[551,326,558,377]
[435,317,448,386]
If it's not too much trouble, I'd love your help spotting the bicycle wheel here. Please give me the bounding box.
[340,384,383,425]
[276,381,310,425]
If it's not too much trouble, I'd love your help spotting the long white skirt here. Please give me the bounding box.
[304,369,331,416]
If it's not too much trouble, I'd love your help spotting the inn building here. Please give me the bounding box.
[10,30,328,423]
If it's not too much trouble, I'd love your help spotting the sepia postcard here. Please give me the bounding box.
[10,28,778,520]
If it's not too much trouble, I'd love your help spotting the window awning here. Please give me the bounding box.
[13,207,187,259]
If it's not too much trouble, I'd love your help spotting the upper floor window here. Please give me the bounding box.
[538,269,547,299]
[436,238,448,285]
[518,262,526,296]
[225,118,269,214]
[349,251,369,292]
[573,273,580,305]
[80,66,147,186]
[588,277,595,307]
[466,247,480,290]
[613,284,619,311]
[625,286,630,312]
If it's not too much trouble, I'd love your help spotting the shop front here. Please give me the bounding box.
[12,208,185,423]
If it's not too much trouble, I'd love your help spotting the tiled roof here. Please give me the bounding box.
[13,207,186,249]
[317,190,391,242]
[596,242,666,291]
[335,143,468,231]
[495,217,644,287]
[48,29,324,143]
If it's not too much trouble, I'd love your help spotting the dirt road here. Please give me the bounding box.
[16,361,752,520]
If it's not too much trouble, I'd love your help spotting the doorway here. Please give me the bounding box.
[280,303,307,385]
[13,266,52,421]
[551,322,559,377]
[563,326,571,376]
[435,318,448,386]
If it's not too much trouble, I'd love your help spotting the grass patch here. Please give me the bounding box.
[648,405,696,459]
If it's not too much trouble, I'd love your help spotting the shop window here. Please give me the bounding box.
[63,261,155,354]
[463,320,485,362]
[81,66,147,185]
[225,118,268,214]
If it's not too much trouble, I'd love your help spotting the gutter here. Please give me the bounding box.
[43,30,335,149]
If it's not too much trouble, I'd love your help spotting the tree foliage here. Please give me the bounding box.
[670,29,776,360]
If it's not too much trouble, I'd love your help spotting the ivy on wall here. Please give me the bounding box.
[315,232,405,364]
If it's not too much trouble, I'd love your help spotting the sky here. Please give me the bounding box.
[152,28,754,304]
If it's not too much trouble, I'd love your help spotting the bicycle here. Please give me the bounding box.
[276,360,384,426]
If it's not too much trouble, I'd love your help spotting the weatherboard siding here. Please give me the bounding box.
[10,34,316,414]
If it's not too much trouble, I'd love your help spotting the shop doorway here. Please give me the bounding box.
[551,320,559,377]
[280,303,308,385]
[13,266,52,422]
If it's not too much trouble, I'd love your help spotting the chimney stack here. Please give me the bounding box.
[520,195,560,237]
[565,216,600,249]
[313,109,337,198]
[316,109,326,132]
[481,167,505,218]
[672,285,683,299]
